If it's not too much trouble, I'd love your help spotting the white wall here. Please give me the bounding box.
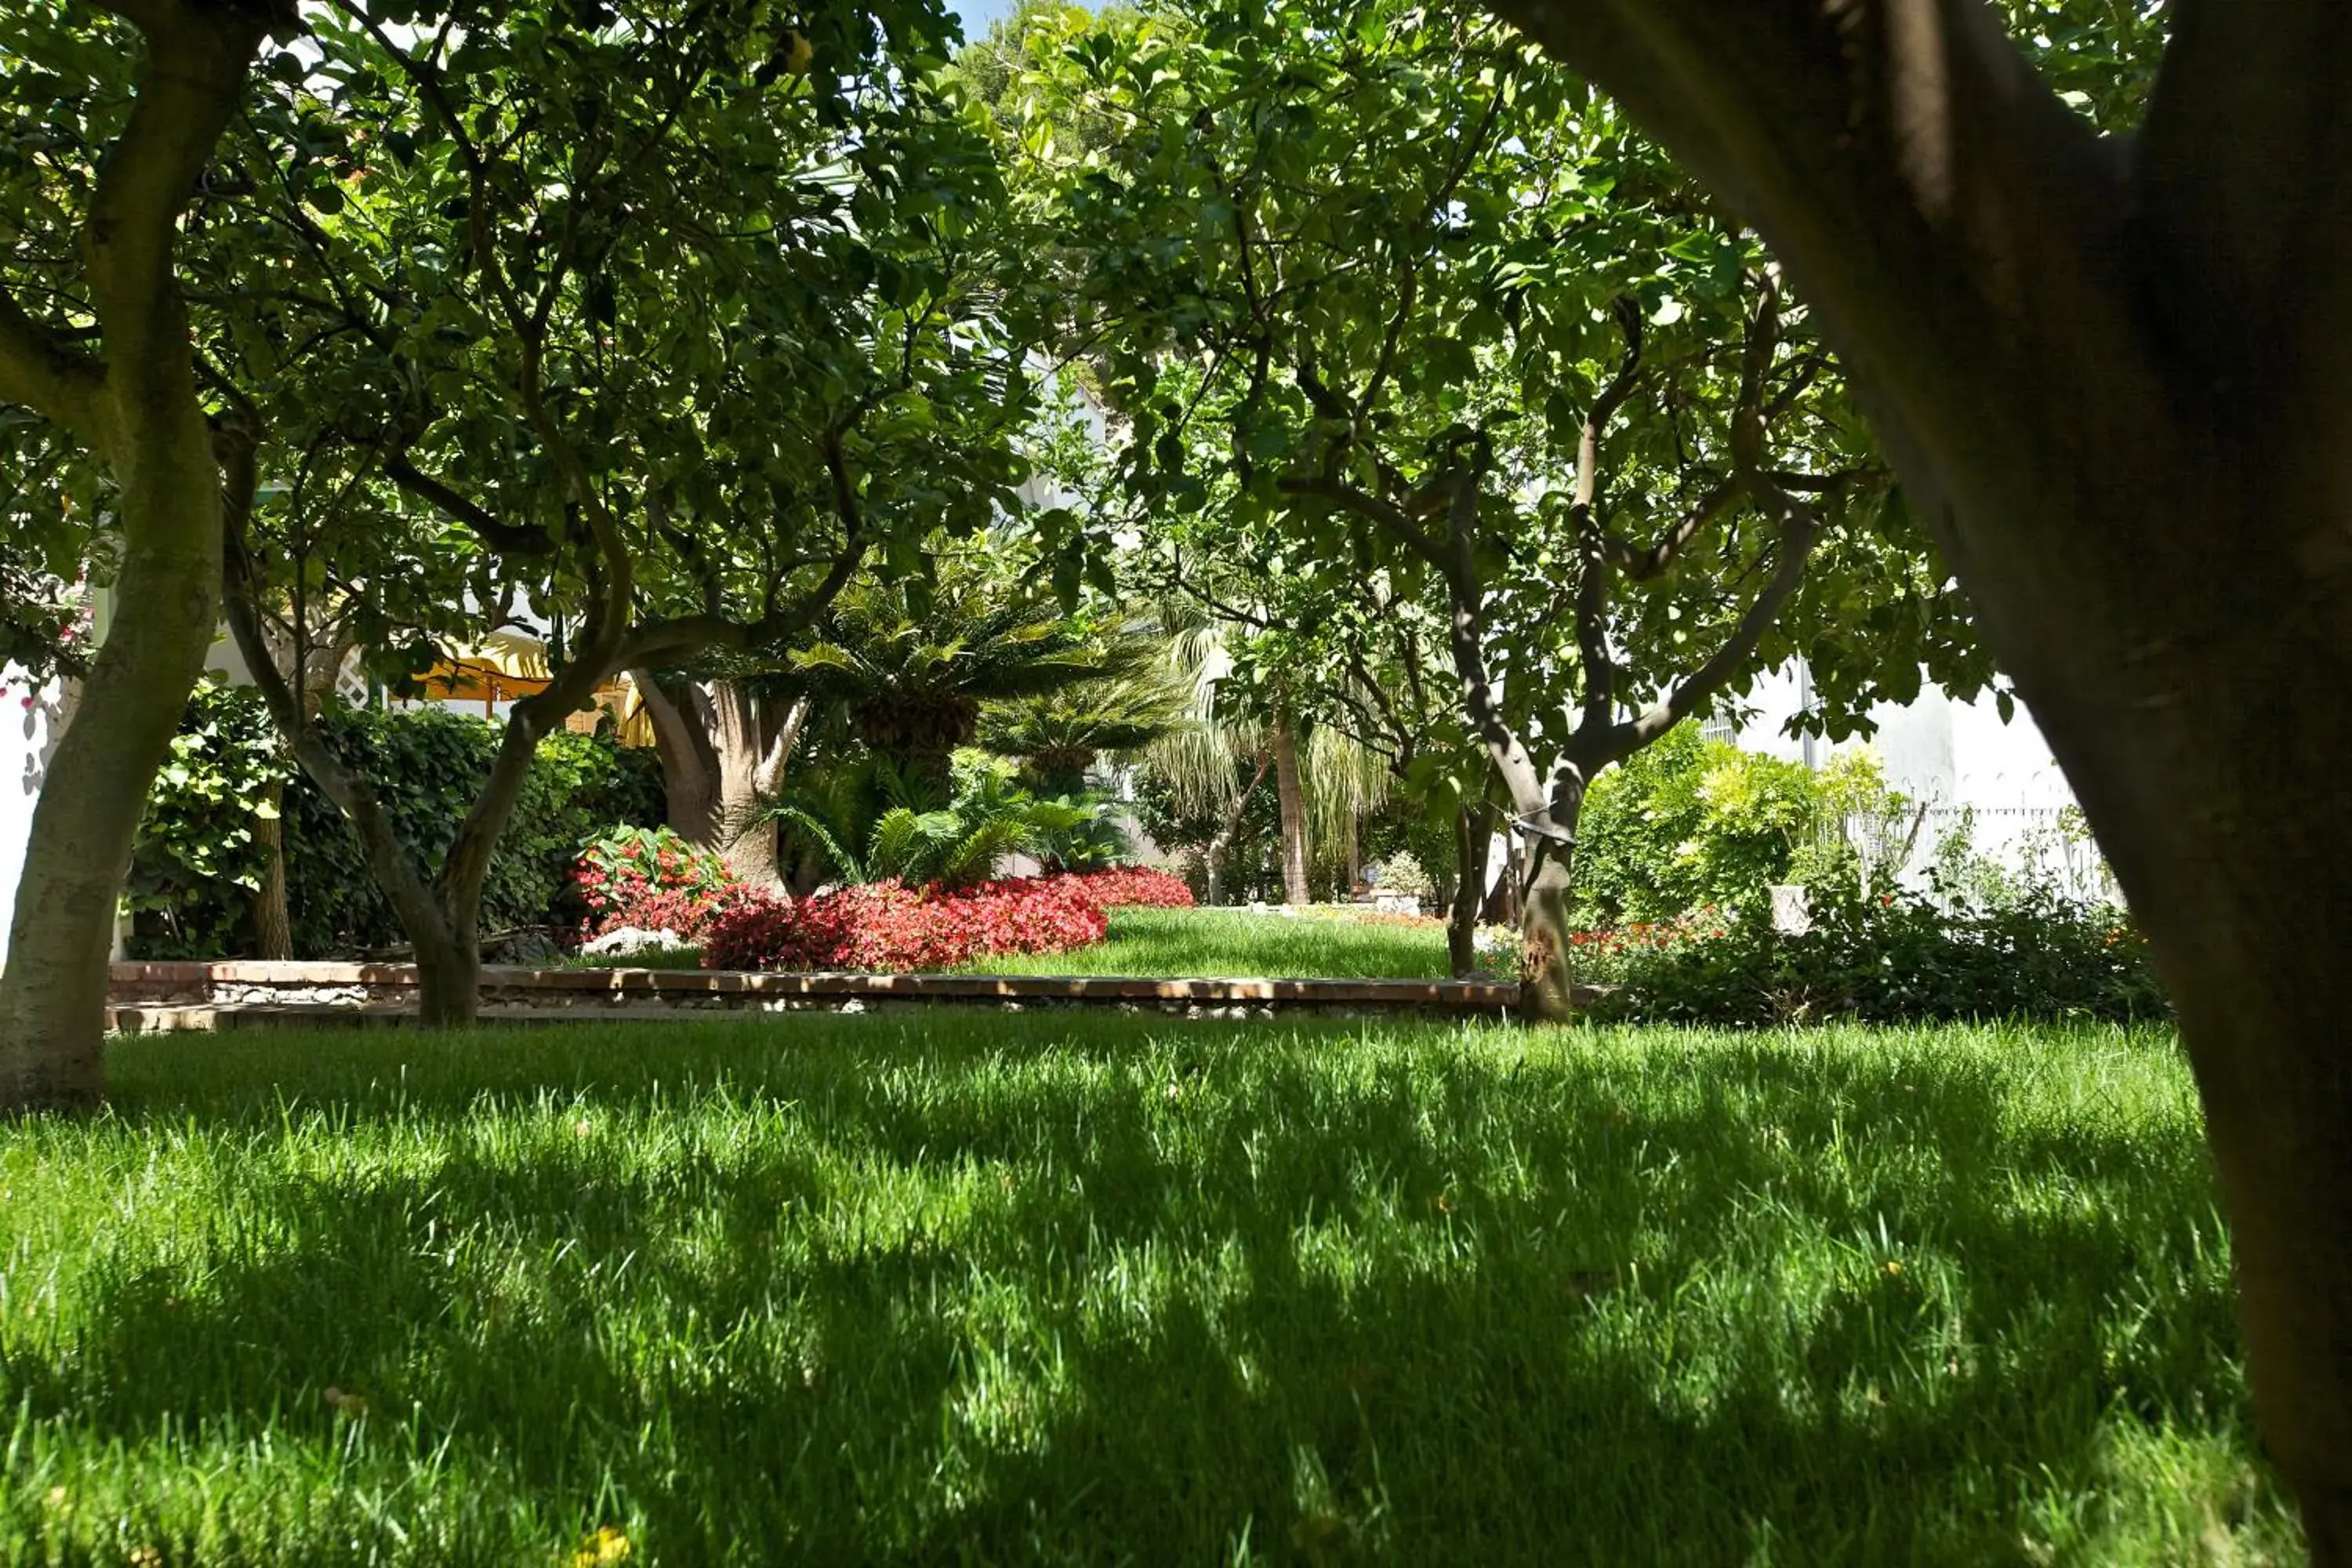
[0,669,71,961]
[1724,661,2084,884]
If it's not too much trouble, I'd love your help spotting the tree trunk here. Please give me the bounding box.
[1477,0,2352,1543]
[1272,710,1311,906]
[1205,755,1269,908]
[1479,839,1519,927]
[0,453,220,1103]
[0,0,268,1109]
[638,673,807,892]
[1446,801,1489,979]
[409,924,477,1028]
[1512,793,1584,1022]
[252,779,292,960]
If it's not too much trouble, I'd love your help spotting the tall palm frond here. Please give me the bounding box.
[1303,724,1392,864]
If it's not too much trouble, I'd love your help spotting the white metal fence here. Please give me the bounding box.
[1840,803,2120,909]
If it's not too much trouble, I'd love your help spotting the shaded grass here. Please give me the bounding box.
[949,906,1453,979]
[0,1016,2294,1565]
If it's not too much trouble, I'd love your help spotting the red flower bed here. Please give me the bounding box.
[704,875,1113,972]
[574,826,760,942]
[1065,866,1195,909]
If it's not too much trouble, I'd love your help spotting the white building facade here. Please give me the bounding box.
[1721,662,2111,901]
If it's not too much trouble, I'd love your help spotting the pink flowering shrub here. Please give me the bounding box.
[699,867,1194,973]
[704,876,1109,971]
[1063,866,1196,909]
[574,826,759,942]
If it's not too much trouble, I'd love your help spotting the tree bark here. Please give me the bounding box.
[637,673,808,892]
[252,779,292,960]
[0,433,221,1099]
[1205,754,1269,907]
[0,3,272,1107]
[1446,800,1490,979]
[1479,0,2352,1547]
[1272,706,1311,906]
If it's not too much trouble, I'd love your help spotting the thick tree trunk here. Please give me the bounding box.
[0,0,270,1107]
[252,779,292,960]
[1272,710,1311,906]
[1518,845,1576,1019]
[1511,792,1584,1022]
[0,449,220,1103]
[636,673,798,891]
[1478,0,2352,1544]
[410,925,477,1028]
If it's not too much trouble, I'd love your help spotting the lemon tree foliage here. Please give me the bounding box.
[1000,0,1992,1011]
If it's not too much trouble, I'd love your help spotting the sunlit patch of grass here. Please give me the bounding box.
[947,905,1452,979]
[0,1017,2298,1564]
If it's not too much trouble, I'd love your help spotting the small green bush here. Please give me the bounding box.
[1573,728,1910,924]
[129,682,664,959]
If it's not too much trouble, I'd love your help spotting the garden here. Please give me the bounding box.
[1,0,2342,1561]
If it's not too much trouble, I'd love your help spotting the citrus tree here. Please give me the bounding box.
[1008,0,1990,1013]
[202,0,1032,1020]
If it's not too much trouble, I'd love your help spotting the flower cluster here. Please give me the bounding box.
[1062,866,1196,909]
[1566,908,1730,955]
[704,875,1112,972]
[573,826,757,942]
[1472,924,1523,971]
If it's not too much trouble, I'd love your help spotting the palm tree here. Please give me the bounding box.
[1135,619,1384,906]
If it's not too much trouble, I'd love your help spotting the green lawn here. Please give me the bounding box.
[0,1018,2292,1565]
[564,907,1452,979]
[949,905,1454,979]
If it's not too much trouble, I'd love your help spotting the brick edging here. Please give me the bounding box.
[109,960,1520,1014]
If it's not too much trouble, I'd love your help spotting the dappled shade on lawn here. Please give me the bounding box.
[0,1018,2294,1564]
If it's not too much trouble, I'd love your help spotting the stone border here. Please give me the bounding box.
[108,960,1521,1031]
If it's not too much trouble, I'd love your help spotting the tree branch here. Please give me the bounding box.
[223,436,453,951]
[1604,478,1740,582]
[0,287,108,447]
[383,452,552,556]
[1277,474,1451,576]
[1601,511,1818,764]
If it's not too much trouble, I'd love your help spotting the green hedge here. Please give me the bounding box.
[1577,887,2169,1025]
[126,680,664,960]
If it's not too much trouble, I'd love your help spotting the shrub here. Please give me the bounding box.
[1369,852,1432,899]
[1578,887,2165,1025]
[123,681,298,957]
[283,706,666,955]
[574,826,757,942]
[703,876,1110,972]
[129,688,665,959]
[773,753,1134,891]
[1572,729,1907,925]
[1065,866,1195,908]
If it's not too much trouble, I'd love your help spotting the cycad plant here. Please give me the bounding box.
[788,539,1122,801]
[765,753,1129,890]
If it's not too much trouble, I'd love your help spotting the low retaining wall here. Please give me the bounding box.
[107,960,1521,1031]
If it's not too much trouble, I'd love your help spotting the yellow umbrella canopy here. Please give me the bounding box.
[419,630,554,707]
[417,632,655,747]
